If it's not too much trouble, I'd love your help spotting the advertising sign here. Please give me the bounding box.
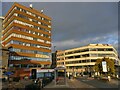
[102,61,107,72]
[36,69,54,78]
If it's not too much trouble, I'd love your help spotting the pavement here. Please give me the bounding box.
[2,79,34,89]
[1,77,119,89]
[44,79,69,88]
[44,78,95,88]
[44,77,119,89]
[77,76,119,88]
[0,80,2,90]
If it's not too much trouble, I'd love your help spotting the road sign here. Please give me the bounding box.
[102,61,107,72]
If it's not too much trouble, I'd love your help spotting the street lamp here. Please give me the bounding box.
[54,46,56,53]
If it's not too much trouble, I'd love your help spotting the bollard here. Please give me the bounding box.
[117,75,119,79]
[108,76,111,81]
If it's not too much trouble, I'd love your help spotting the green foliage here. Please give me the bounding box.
[94,57,115,75]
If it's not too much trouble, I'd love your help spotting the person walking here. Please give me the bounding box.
[37,78,42,89]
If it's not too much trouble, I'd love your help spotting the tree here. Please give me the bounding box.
[94,57,115,76]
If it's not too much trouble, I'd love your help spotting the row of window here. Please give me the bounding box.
[58,59,119,66]
[4,18,51,35]
[65,48,114,55]
[15,26,50,38]
[9,64,42,68]
[65,59,96,64]
[63,60,119,65]
[14,19,51,31]
[10,55,51,61]
[57,54,116,61]
[57,53,64,57]
[9,48,50,55]
[4,33,51,46]
[65,54,90,59]
[66,66,91,69]
[3,26,51,39]
[57,62,64,65]
[16,13,51,28]
[65,49,89,55]
[90,54,115,57]
[16,7,51,23]
[4,6,51,25]
[57,58,64,61]
[8,40,51,50]
[4,33,33,44]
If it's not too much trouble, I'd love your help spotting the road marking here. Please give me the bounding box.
[82,80,89,81]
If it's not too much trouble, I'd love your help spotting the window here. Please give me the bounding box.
[33,19,38,23]
[74,50,80,53]
[68,56,74,59]
[22,9,26,13]
[48,25,51,28]
[81,49,89,52]
[75,55,80,58]
[106,48,113,51]
[90,54,98,57]
[34,26,38,29]
[82,54,89,57]
[97,48,105,51]
[82,60,86,63]
[38,16,41,19]
[27,11,31,15]
[79,60,82,63]
[38,22,41,24]
[91,59,96,62]
[34,51,37,54]
[42,17,44,20]
[14,13,18,16]
[90,48,97,51]
[16,7,20,10]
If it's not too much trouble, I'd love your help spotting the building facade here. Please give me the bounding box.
[2,3,52,69]
[0,16,4,68]
[0,17,9,70]
[57,44,119,74]
[51,52,57,69]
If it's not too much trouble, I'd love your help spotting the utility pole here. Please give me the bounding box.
[54,46,56,52]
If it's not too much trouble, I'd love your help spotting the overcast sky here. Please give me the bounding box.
[2,2,118,51]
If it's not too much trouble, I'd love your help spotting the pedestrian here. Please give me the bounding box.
[37,78,42,89]
[34,79,38,84]
[56,77,59,84]
[69,75,71,79]
[8,82,15,90]
[80,72,83,77]
[108,76,111,81]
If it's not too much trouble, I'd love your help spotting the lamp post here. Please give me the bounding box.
[54,46,56,52]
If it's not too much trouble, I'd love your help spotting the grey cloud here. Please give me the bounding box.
[2,0,120,2]
[53,32,118,50]
[2,2,118,51]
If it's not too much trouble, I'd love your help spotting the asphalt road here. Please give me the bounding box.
[43,77,120,90]
[76,77,119,88]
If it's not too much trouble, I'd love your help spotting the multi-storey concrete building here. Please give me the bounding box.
[0,17,9,70]
[0,17,5,80]
[0,16,4,68]
[51,52,57,69]
[57,44,119,74]
[57,50,65,67]
[2,3,52,69]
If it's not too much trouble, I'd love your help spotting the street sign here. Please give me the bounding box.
[102,61,107,72]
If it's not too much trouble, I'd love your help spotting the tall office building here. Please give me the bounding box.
[2,3,52,69]
[57,44,119,74]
